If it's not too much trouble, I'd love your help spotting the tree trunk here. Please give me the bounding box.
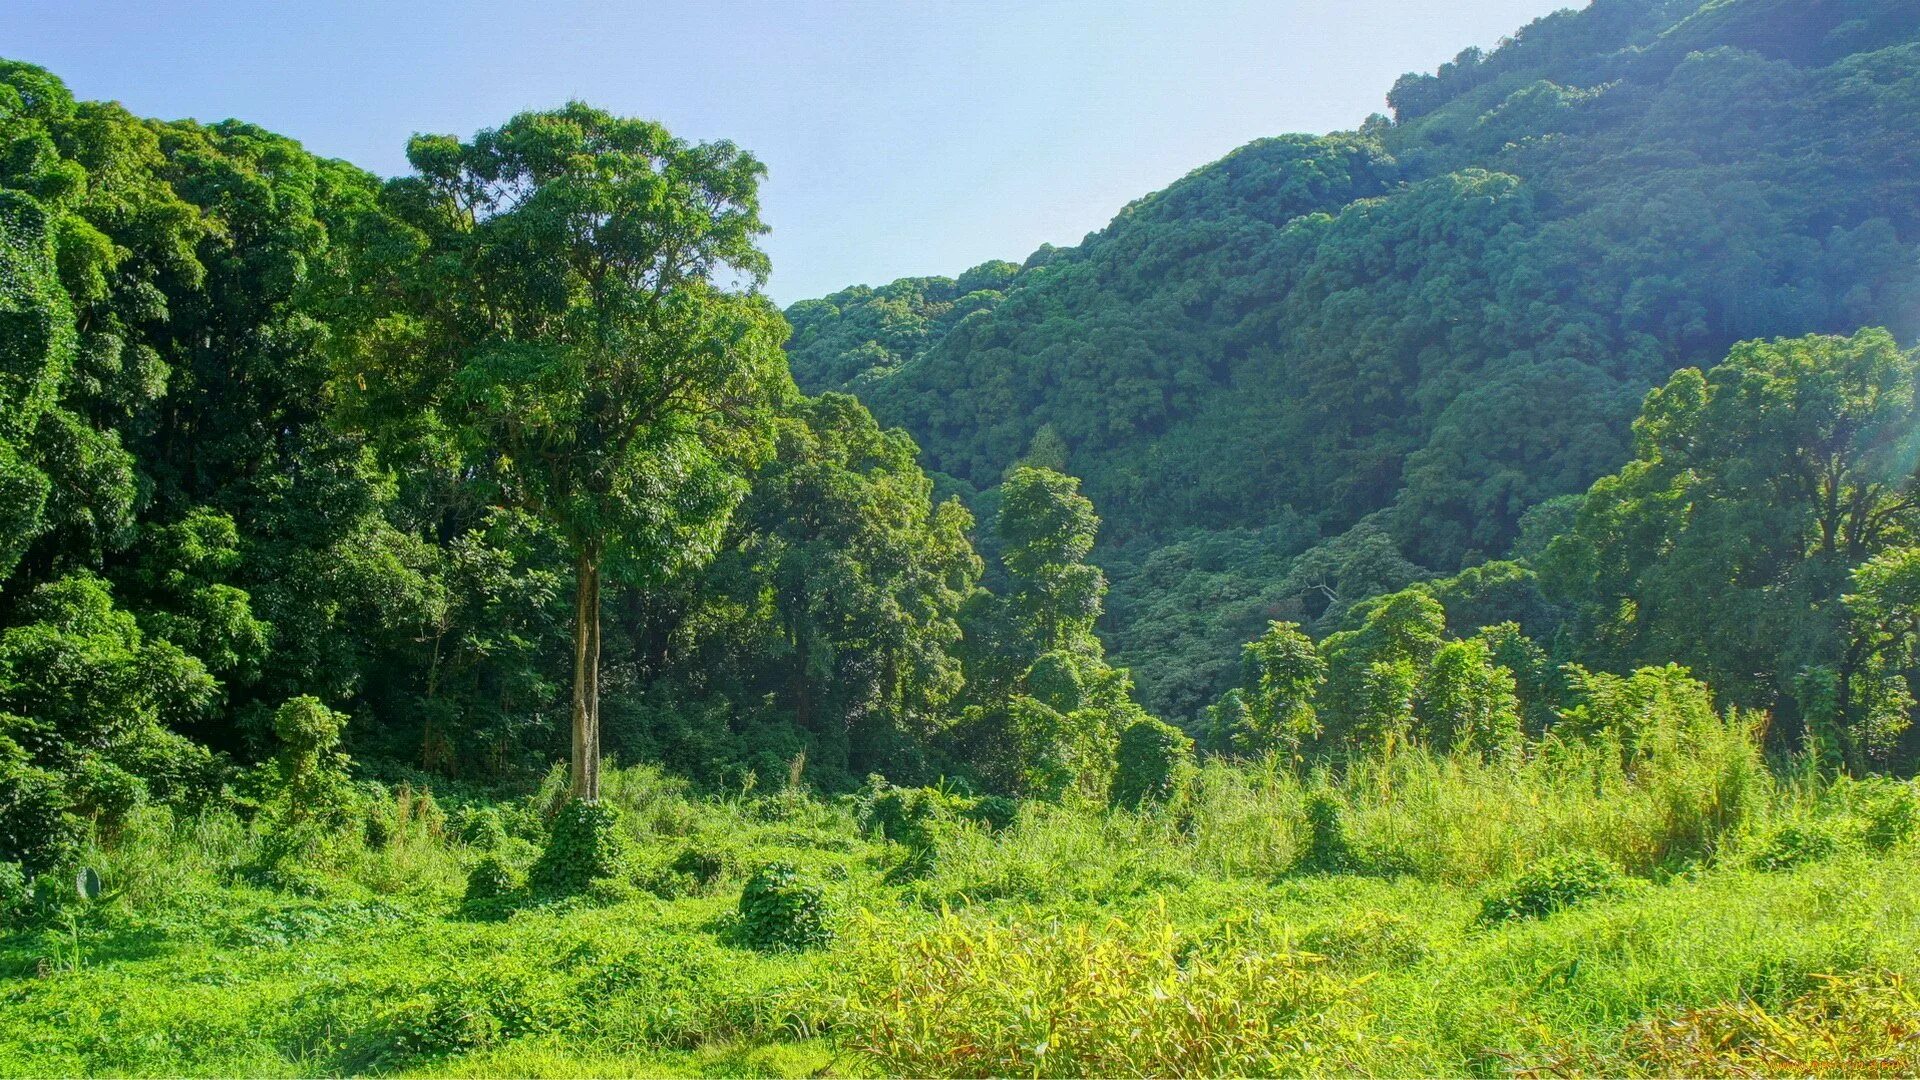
[570,544,603,801]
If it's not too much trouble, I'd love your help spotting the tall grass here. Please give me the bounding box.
[6,722,1915,1077]
[825,904,1374,1077]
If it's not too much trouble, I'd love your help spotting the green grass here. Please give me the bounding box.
[2,748,1916,1076]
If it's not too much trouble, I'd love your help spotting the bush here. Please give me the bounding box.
[454,805,509,851]
[1858,780,1918,852]
[1296,788,1354,872]
[463,853,524,913]
[860,780,954,848]
[671,843,737,888]
[0,860,26,919]
[268,696,355,827]
[528,799,626,898]
[0,751,83,874]
[1478,852,1625,924]
[1749,822,1843,872]
[361,784,398,849]
[1111,717,1194,808]
[732,862,833,952]
[75,757,148,821]
[965,795,1019,832]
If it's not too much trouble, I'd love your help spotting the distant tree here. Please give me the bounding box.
[1111,716,1194,808]
[949,467,1149,801]
[998,466,1106,654]
[1416,638,1522,759]
[1230,621,1325,755]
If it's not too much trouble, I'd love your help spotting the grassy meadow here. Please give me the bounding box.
[4,720,1916,1078]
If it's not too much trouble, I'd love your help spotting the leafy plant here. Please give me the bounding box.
[1478,852,1626,924]
[730,862,833,953]
[1748,822,1844,872]
[1111,716,1194,808]
[528,800,626,898]
[1296,787,1354,873]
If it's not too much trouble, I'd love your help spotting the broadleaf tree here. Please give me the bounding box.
[369,104,789,800]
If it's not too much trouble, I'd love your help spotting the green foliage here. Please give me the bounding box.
[1110,717,1194,808]
[1297,787,1355,873]
[1302,909,1431,967]
[1544,330,1920,768]
[997,466,1105,653]
[668,844,738,890]
[1748,821,1844,872]
[1478,852,1626,924]
[829,906,1369,1076]
[1856,779,1919,852]
[267,696,353,827]
[462,853,524,913]
[0,859,26,919]
[1416,639,1522,759]
[731,861,833,953]
[528,799,626,899]
[1228,621,1325,755]
[455,806,509,852]
[1556,663,1719,759]
[0,749,82,874]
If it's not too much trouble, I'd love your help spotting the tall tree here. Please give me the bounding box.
[370,105,788,800]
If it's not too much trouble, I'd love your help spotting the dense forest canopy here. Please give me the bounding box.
[783,0,1920,720]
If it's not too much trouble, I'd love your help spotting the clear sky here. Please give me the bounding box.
[6,0,1569,303]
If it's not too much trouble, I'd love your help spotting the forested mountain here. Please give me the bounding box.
[784,0,1920,719]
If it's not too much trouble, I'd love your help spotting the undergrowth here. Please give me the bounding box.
[0,745,1913,1077]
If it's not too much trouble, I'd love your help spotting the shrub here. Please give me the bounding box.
[1111,717,1194,808]
[965,795,1018,832]
[1478,852,1625,924]
[528,799,626,898]
[75,757,147,821]
[732,862,833,952]
[1858,780,1918,852]
[465,853,522,903]
[670,843,737,888]
[1749,822,1843,872]
[0,750,83,874]
[860,781,949,848]
[455,806,510,851]
[1296,788,1354,872]
[0,860,26,919]
[361,784,398,849]
[585,875,640,906]
[268,696,354,827]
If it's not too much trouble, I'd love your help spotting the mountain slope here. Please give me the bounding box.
[783,0,1920,719]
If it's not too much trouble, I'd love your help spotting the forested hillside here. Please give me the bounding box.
[785,0,1920,719]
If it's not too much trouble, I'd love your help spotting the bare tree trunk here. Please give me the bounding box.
[570,544,603,801]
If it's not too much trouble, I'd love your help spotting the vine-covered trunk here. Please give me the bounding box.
[571,544,603,801]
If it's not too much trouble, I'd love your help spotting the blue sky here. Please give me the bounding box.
[6,0,1567,303]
